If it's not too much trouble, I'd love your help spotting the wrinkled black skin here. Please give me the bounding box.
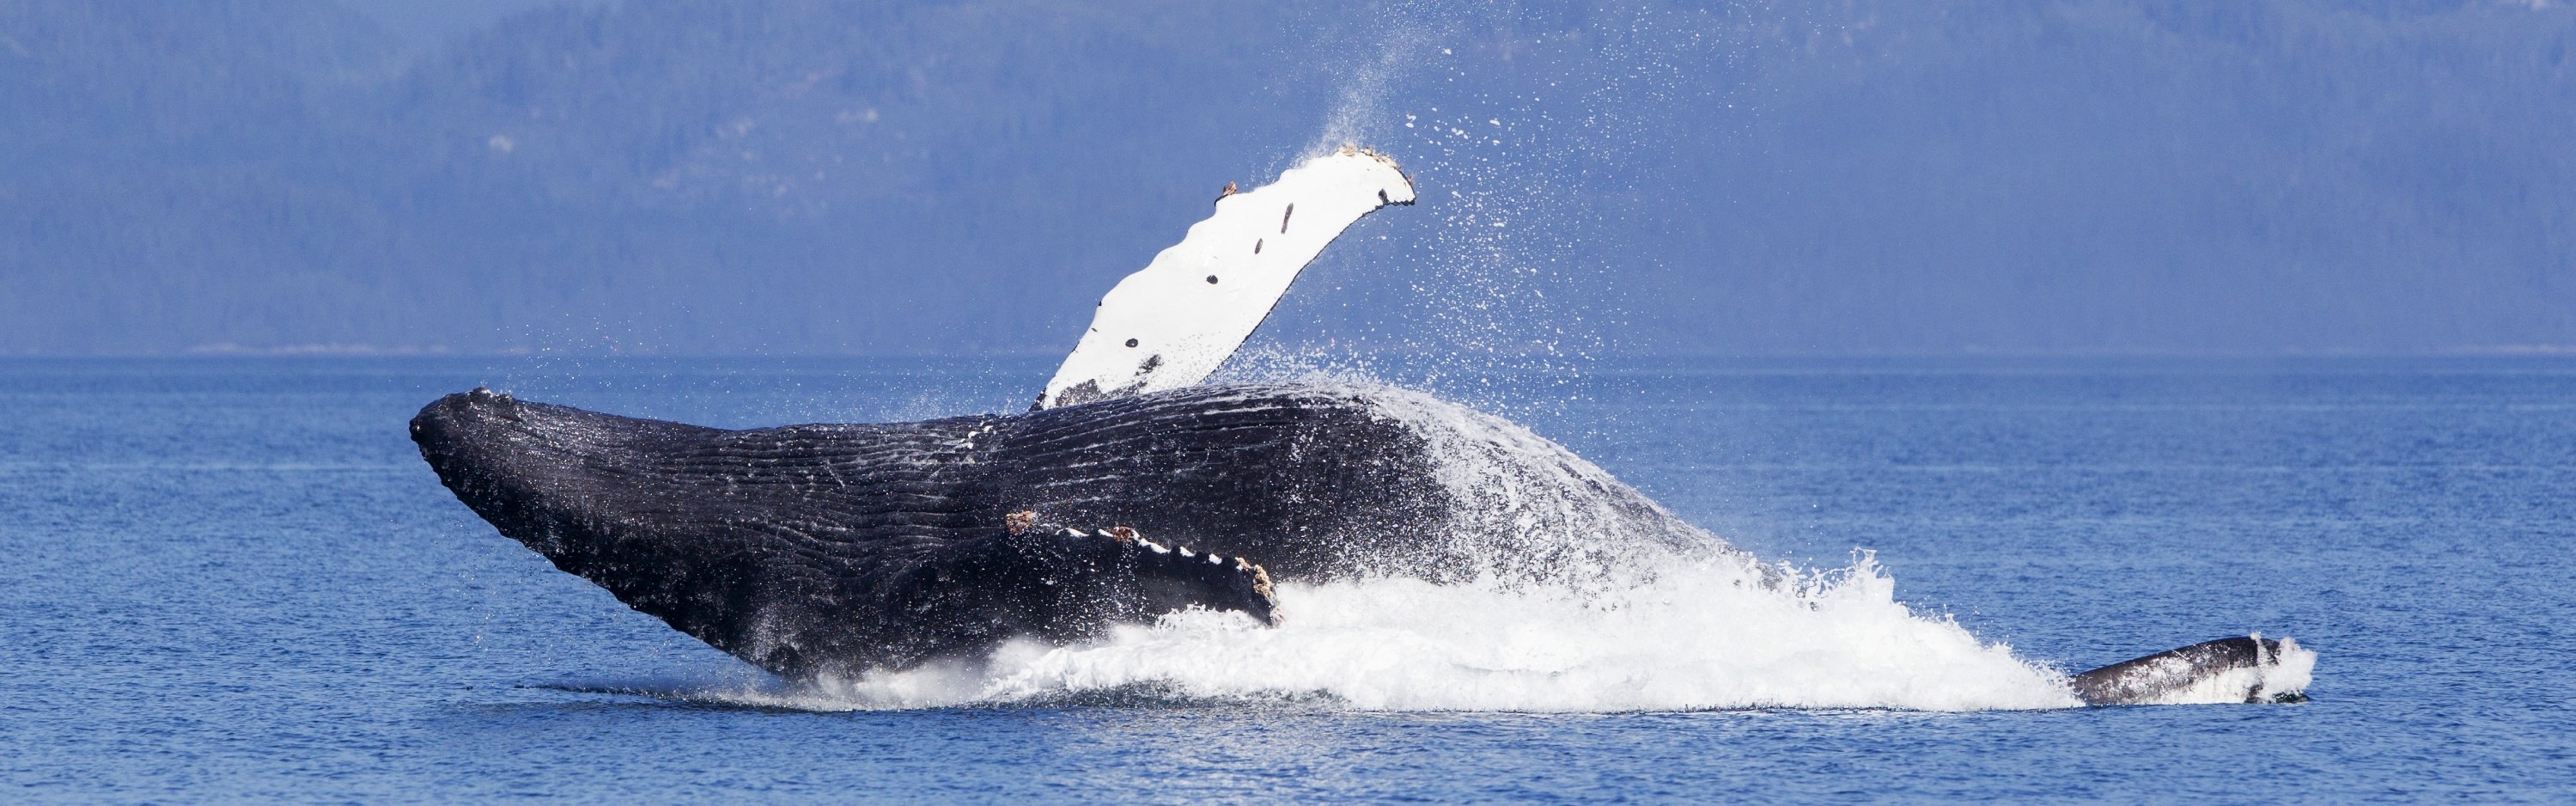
[412,383,1450,678]
[415,383,2305,701]
[2070,637,2306,705]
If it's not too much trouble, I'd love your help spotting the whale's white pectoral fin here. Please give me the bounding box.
[1038,147,1416,409]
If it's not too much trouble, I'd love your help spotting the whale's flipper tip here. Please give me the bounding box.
[2070,635,2315,706]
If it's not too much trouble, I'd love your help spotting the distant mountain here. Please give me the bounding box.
[1,0,2568,356]
[1,1,1338,355]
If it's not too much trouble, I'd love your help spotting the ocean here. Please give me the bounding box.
[3,356,2568,801]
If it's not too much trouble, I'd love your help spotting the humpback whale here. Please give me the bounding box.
[414,149,2310,707]
[411,382,1720,678]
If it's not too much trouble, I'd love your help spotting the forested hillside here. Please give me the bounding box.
[2,1,2568,355]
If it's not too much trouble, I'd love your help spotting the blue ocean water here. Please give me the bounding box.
[3,357,2569,801]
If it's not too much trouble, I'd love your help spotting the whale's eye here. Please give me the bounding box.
[1206,275,1219,284]
[1125,338,1139,348]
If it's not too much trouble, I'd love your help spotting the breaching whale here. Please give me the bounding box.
[411,381,1720,677]
[413,148,2310,706]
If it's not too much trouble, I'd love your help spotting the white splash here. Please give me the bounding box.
[663,380,2099,714]
[2122,636,2317,706]
[723,552,2083,713]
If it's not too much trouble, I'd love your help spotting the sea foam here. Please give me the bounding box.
[725,552,2087,713]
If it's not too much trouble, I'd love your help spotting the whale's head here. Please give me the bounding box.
[412,388,572,565]
[409,387,523,475]
[408,387,714,560]
[409,387,1289,675]
[409,388,535,528]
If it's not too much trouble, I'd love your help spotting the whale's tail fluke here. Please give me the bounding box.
[2070,636,2315,705]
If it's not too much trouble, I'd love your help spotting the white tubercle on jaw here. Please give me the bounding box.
[1038,147,1416,409]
